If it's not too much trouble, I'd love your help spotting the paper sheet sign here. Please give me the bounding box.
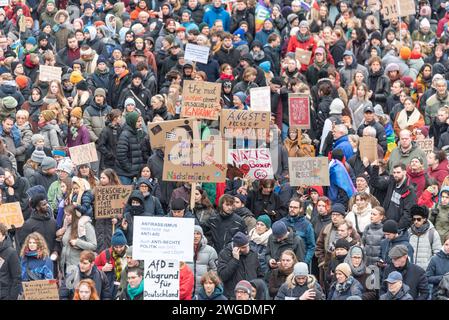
[250,86,271,112]
[0,202,24,229]
[295,48,313,66]
[220,109,270,139]
[359,136,378,163]
[228,148,274,180]
[289,94,310,129]
[22,280,59,300]
[39,65,62,82]
[288,157,330,186]
[144,260,179,300]
[181,80,221,120]
[69,142,98,165]
[163,139,227,183]
[94,185,133,219]
[147,118,200,149]
[184,43,210,64]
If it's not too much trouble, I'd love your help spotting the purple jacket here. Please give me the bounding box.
[67,125,91,148]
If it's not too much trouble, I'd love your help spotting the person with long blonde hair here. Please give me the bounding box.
[73,279,100,300]
[19,232,54,281]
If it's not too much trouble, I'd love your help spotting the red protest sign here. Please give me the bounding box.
[288,94,310,129]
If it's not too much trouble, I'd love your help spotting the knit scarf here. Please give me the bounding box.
[335,276,355,293]
[411,221,430,236]
[115,70,129,85]
[396,108,421,130]
[249,227,272,246]
[112,250,124,281]
[220,73,234,81]
[70,125,79,140]
[296,32,310,43]
[127,281,144,300]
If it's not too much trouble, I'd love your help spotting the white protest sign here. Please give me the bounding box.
[184,43,210,64]
[228,148,274,180]
[250,86,271,112]
[0,0,9,6]
[144,260,179,300]
[39,65,62,82]
[132,216,194,261]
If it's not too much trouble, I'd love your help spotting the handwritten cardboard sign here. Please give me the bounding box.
[295,48,313,66]
[94,185,133,219]
[359,136,378,163]
[382,0,415,19]
[133,216,194,261]
[181,80,221,120]
[416,138,434,155]
[163,139,227,183]
[184,43,210,64]
[289,94,310,129]
[69,142,98,165]
[220,109,270,139]
[288,157,330,186]
[250,86,271,112]
[22,280,59,300]
[0,0,9,6]
[147,118,200,149]
[228,148,274,180]
[39,65,62,82]
[144,260,179,300]
[0,202,24,229]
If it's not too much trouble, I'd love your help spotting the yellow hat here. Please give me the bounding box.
[113,60,127,68]
[70,107,83,119]
[69,70,84,84]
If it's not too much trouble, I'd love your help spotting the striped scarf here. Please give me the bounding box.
[112,251,124,281]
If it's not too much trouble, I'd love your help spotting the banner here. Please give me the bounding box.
[69,142,98,165]
[359,136,378,163]
[94,185,133,219]
[382,0,415,19]
[39,65,62,82]
[147,118,200,149]
[132,216,194,261]
[416,138,434,155]
[181,80,221,120]
[144,260,179,300]
[163,139,227,183]
[220,109,270,139]
[255,4,271,32]
[22,280,59,300]
[288,94,310,129]
[0,202,24,229]
[288,157,330,186]
[249,86,271,112]
[295,48,313,66]
[184,43,210,64]
[228,148,274,180]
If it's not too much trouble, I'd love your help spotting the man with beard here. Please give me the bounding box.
[432,106,449,148]
[118,72,152,123]
[214,32,241,68]
[425,78,449,125]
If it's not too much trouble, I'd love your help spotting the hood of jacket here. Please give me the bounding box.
[233,206,254,218]
[0,237,13,253]
[198,284,225,299]
[127,190,145,206]
[31,208,52,221]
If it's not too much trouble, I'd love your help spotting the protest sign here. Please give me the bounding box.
[382,0,415,19]
[147,118,200,149]
[416,138,434,155]
[181,80,221,120]
[22,280,59,300]
[288,157,330,186]
[94,185,133,219]
[39,65,62,82]
[0,202,24,229]
[69,142,98,165]
[220,109,270,139]
[0,0,9,6]
[228,148,274,180]
[288,94,310,129]
[295,48,313,66]
[359,136,378,163]
[249,86,271,112]
[184,43,210,64]
[144,260,179,300]
[163,139,227,183]
[133,216,194,261]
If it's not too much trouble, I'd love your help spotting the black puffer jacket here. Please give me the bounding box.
[203,212,247,253]
[147,149,176,211]
[214,45,241,68]
[97,121,122,171]
[0,237,21,300]
[265,229,306,263]
[28,170,58,191]
[246,189,285,222]
[4,176,31,220]
[17,208,57,252]
[115,124,144,178]
[367,68,390,107]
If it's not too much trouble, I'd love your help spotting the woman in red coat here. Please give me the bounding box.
[180,261,194,300]
[287,20,317,73]
[427,150,449,186]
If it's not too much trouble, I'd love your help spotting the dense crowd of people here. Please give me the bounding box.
[1,0,449,301]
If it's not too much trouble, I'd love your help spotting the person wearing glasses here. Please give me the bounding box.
[117,267,144,300]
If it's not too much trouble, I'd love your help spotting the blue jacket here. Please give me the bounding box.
[426,249,449,286]
[71,190,94,218]
[20,254,54,281]
[280,215,316,264]
[255,28,275,45]
[203,5,230,31]
[0,124,21,147]
[195,285,228,300]
[327,276,364,300]
[379,231,415,265]
[333,135,354,161]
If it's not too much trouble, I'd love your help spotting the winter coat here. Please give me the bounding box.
[196,56,220,82]
[286,34,317,72]
[332,135,354,161]
[0,84,25,107]
[425,92,449,125]
[107,72,132,109]
[380,284,414,300]
[327,276,364,300]
[357,119,387,153]
[203,212,247,253]
[17,209,57,253]
[15,122,33,162]
[280,215,315,264]
[346,204,372,236]
[186,232,218,295]
[147,149,176,210]
[246,189,285,221]
[265,230,306,264]
[67,125,90,148]
[407,168,427,198]
[195,285,227,300]
[348,98,373,129]
[217,243,262,299]
[381,260,429,300]
[427,160,449,186]
[275,273,324,300]
[83,102,112,142]
[248,227,271,274]
[408,221,442,270]
[0,238,21,300]
[367,68,390,107]
[5,176,30,220]
[435,187,449,239]
[20,254,54,281]
[380,231,415,265]
[202,5,230,31]
[97,121,121,171]
[435,272,449,300]
[59,265,112,300]
[88,68,110,91]
[426,249,449,289]
[362,222,384,266]
[339,54,369,89]
[29,170,58,192]
[60,222,97,273]
[39,123,63,149]
[118,85,152,122]
[115,124,145,178]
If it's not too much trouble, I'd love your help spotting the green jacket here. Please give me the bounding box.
[425,92,449,125]
[435,187,449,242]
[47,180,62,213]
[387,142,428,174]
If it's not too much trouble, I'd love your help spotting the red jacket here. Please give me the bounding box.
[427,159,449,186]
[179,263,194,300]
[95,248,115,272]
[417,189,438,209]
[407,168,427,198]
[437,13,449,38]
[5,2,31,20]
[287,34,317,72]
